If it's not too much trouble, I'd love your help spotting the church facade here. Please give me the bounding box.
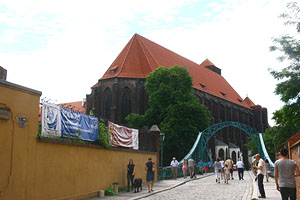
[86,34,268,165]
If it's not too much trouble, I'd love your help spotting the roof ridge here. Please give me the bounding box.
[99,38,131,81]
[199,58,215,67]
[136,35,159,71]
[135,35,146,76]
[115,35,136,77]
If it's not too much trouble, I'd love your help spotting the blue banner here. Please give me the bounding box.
[61,107,98,141]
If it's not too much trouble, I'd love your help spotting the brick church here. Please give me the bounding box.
[86,34,268,164]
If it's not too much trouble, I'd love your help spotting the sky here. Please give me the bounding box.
[0,0,296,126]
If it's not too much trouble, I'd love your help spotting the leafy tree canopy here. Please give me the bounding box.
[269,2,300,142]
[126,66,210,165]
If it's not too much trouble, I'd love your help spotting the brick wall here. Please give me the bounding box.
[290,144,300,199]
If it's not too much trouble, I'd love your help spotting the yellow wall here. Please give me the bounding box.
[34,143,157,200]
[0,81,158,200]
[0,81,41,200]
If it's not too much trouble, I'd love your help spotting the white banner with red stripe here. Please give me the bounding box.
[108,121,139,150]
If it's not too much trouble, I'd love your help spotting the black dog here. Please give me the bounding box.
[133,178,142,193]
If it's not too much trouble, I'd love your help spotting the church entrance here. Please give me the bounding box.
[218,149,224,160]
[231,151,237,163]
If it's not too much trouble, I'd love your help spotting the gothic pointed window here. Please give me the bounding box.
[104,88,112,120]
[122,87,131,123]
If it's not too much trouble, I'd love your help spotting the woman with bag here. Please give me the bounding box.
[145,157,155,193]
[214,157,222,183]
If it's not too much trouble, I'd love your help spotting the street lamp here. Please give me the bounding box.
[149,125,162,180]
[160,132,165,168]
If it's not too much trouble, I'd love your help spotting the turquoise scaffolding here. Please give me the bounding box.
[159,121,274,179]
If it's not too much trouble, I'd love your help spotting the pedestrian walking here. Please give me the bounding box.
[274,148,300,200]
[198,160,204,174]
[220,158,225,179]
[208,160,213,172]
[127,159,135,192]
[236,158,244,180]
[170,157,179,180]
[224,164,230,184]
[188,156,196,178]
[203,162,208,173]
[145,157,155,193]
[253,154,266,198]
[213,157,222,183]
[265,159,271,182]
[225,157,234,180]
[182,158,188,179]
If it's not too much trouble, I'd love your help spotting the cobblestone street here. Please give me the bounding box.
[140,171,252,200]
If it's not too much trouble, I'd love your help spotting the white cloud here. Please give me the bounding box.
[0,0,295,126]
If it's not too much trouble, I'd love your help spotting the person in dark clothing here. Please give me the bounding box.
[145,157,155,193]
[127,159,135,192]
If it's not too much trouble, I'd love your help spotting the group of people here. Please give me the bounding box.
[170,156,243,182]
[252,149,300,199]
[128,148,300,199]
[127,157,155,193]
[170,156,199,180]
[212,157,245,184]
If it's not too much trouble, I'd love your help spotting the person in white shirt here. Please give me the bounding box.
[236,159,244,180]
[253,154,266,198]
[170,157,179,180]
[220,158,225,179]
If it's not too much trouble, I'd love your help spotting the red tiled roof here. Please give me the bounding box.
[58,101,86,113]
[199,59,215,67]
[244,97,256,107]
[92,82,99,88]
[98,34,251,109]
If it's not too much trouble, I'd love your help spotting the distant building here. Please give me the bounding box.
[86,34,268,165]
[0,66,7,80]
[58,100,86,113]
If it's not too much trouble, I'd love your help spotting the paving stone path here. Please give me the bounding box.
[140,171,252,200]
[90,170,281,200]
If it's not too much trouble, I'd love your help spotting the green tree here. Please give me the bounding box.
[245,126,283,161]
[127,66,210,165]
[269,2,300,142]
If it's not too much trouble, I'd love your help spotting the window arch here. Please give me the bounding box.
[232,151,237,163]
[104,88,112,120]
[121,87,131,123]
[218,148,225,160]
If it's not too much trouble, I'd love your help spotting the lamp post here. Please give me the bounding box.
[160,132,165,168]
[149,125,161,180]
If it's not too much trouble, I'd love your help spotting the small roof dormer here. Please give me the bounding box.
[244,97,256,107]
[199,59,221,75]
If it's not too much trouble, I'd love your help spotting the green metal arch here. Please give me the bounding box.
[198,121,261,162]
[160,121,274,179]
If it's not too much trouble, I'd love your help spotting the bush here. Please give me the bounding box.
[105,188,115,196]
[98,119,113,148]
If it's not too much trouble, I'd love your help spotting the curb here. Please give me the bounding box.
[248,170,259,200]
[130,173,214,200]
[242,171,254,200]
